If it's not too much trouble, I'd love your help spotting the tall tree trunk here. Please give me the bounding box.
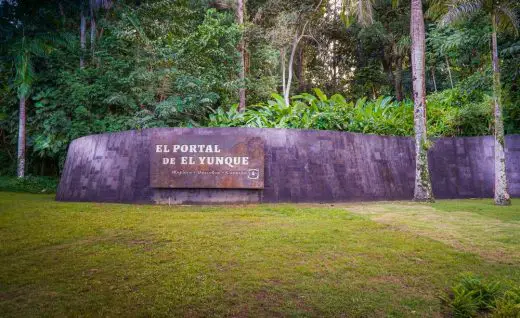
[236,0,246,112]
[284,22,308,106]
[445,55,453,88]
[90,0,96,60]
[17,96,26,178]
[394,57,403,101]
[80,6,86,68]
[411,0,434,202]
[431,67,437,92]
[491,12,510,206]
[284,33,300,106]
[281,48,286,98]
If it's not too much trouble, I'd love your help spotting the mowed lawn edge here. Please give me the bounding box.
[1,192,519,317]
[342,199,520,264]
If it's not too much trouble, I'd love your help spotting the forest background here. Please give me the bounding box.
[0,0,519,177]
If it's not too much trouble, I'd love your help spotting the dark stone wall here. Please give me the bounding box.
[56,128,520,204]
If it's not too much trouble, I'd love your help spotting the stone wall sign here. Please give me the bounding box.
[150,135,264,189]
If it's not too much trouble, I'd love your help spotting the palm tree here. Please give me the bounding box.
[236,0,246,112]
[10,35,55,178]
[341,0,375,27]
[342,0,434,201]
[14,39,33,178]
[438,0,518,205]
[341,0,404,26]
[12,37,38,178]
[411,0,434,202]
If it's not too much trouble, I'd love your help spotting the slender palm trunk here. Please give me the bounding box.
[237,0,246,112]
[281,48,286,97]
[411,0,434,202]
[90,0,96,59]
[80,7,86,68]
[491,12,511,205]
[17,96,26,178]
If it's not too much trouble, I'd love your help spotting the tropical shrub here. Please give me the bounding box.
[441,273,520,318]
[491,287,520,317]
[426,88,492,136]
[208,89,494,137]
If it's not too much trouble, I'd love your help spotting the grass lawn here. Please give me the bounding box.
[1,193,519,317]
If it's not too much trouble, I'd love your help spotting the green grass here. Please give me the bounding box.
[344,200,520,264]
[433,199,520,222]
[0,176,58,194]
[0,193,519,317]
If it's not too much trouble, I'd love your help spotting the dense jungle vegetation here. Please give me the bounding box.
[0,0,519,177]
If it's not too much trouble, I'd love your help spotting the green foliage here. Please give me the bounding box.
[208,89,497,137]
[441,273,520,318]
[492,287,520,317]
[426,88,493,136]
[1,1,242,173]
[1,0,519,177]
[0,176,58,193]
[443,283,480,317]
[208,89,413,135]
[209,90,414,135]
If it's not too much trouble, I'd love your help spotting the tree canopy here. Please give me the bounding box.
[0,0,519,177]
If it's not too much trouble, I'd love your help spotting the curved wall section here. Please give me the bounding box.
[56,128,520,204]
